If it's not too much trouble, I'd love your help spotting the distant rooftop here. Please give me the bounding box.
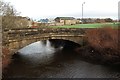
[55,17,75,20]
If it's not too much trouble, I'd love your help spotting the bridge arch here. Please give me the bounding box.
[17,39,82,54]
[3,28,85,54]
[7,35,84,54]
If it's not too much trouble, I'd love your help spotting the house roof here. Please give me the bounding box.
[55,17,75,20]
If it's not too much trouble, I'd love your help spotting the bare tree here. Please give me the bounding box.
[0,1,20,29]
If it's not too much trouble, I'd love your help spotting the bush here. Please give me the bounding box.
[86,27,119,52]
[84,27,120,64]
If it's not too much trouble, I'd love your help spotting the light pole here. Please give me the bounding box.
[82,2,85,24]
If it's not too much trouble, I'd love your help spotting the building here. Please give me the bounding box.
[55,17,77,25]
[38,19,49,23]
[9,16,33,28]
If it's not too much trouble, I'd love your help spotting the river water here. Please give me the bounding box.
[3,40,120,78]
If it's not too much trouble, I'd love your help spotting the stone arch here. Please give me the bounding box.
[7,35,84,54]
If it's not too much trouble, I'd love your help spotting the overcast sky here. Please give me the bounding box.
[4,0,120,20]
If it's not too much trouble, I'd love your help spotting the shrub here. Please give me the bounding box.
[86,27,119,52]
[85,27,120,64]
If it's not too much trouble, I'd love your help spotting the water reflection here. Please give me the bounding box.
[3,39,120,78]
[17,40,63,65]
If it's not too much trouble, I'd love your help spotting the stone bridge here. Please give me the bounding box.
[3,28,86,54]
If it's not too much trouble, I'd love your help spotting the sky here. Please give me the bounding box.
[3,0,120,20]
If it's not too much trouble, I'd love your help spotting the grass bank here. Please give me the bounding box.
[50,23,118,28]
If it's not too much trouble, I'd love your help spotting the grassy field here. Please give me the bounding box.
[50,23,118,28]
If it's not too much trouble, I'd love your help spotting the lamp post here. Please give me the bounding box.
[82,2,85,24]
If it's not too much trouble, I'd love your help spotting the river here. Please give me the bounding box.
[3,40,120,78]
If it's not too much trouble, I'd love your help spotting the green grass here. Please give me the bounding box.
[50,23,118,28]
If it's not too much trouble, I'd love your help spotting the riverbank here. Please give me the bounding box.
[75,27,120,65]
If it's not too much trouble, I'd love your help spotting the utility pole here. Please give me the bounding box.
[82,2,85,24]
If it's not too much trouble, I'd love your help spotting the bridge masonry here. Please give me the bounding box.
[3,28,86,54]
